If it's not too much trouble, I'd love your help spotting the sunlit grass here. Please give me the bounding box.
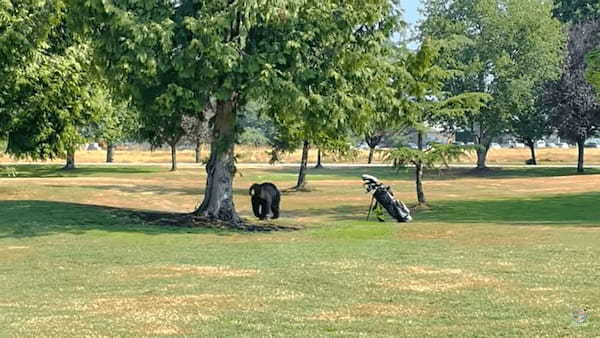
[1,166,599,336]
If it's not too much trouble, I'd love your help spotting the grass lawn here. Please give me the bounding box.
[1,165,599,336]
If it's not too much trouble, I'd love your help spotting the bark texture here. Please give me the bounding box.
[194,99,241,224]
[64,150,76,170]
[527,140,537,165]
[106,142,115,163]
[476,141,491,170]
[195,141,202,164]
[365,134,383,164]
[315,148,323,169]
[294,140,310,189]
[415,132,426,205]
[577,137,585,173]
[170,143,177,172]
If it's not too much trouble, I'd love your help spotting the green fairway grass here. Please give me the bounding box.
[1,166,599,336]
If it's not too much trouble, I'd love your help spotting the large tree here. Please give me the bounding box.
[1,2,106,169]
[1,0,65,134]
[74,0,401,224]
[548,21,600,173]
[420,0,565,169]
[389,39,489,205]
[4,43,104,169]
[507,85,553,166]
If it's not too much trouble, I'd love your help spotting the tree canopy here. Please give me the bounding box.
[553,0,600,23]
[1,0,65,134]
[420,0,565,169]
[69,0,403,223]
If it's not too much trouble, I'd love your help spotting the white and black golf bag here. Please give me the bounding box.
[362,174,412,222]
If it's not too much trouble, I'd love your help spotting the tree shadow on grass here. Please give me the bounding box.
[417,192,600,226]
[0,200,293,239]
[2,165,161,178]
[44,184,248,197]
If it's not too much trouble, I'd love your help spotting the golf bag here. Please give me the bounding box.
[362,174,412,222]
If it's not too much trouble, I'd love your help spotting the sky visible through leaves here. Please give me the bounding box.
[403,0,423,26]
[402,0,423,49]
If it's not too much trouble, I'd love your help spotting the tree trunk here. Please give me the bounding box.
[195,140,202,164]
[476,141,491,169]
[194,99,241,224]
[368,147,375,164]
[294,140,309,190]
[106,142,115,163]
[416,131,426,205]
[64,149,76,170]
[365,134,383,164]
[527,140,537,165]
[170,143,177,172]
[577,137,585,173]
[315,148,323,168]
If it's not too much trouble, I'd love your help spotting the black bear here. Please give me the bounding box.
[249,183,281,220]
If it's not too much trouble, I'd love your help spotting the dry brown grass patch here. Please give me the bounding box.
[0,246,33,262]
[309,303,428,322]
[113,264,259,280]
[376,265,499,293]
[316,259,366,270]
[79,293,237,335]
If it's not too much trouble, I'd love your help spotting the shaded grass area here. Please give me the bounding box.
[0,165,162,178]
[1,166,600,336]
[0,201,222,238]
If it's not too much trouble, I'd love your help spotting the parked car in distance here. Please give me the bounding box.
[546,142,558,148]
[584,142,600,148]
[490,142,502,149]
[536,141,547,148]
[558,142,570,149]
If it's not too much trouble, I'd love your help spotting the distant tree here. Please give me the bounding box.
[4,41,104,169]
[314,148,324,169]
[364,132,385,165]
[388,39,489,205]
[269,116,354,190]
[1,0,64,135]
[92,91,139,163]
[237,102,275,149]
[508,85,553,165]
[420,0,565,169]
[139,84,199,172]
[255,4,402,191]
[547,21,600,173]
[182,107,213,164]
